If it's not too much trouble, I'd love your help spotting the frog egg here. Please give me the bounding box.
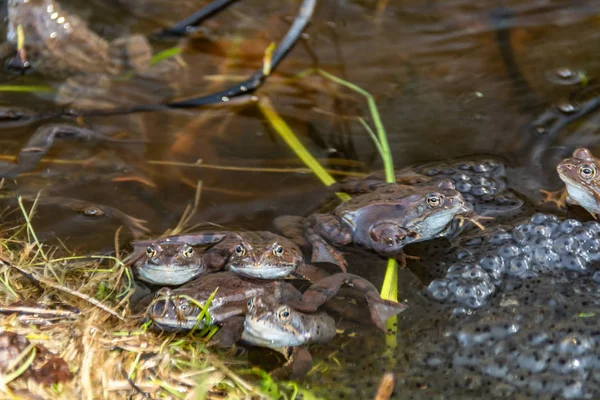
[581,237,600,255]
[557,334,594,356]
[531,225,553,238]
[584,221,600,234]
[544,221,560,234]
[532,247,560,269]
[472,162,492,173]
[452,346,486,368]
[554,235,580,254]
[481,360,510,379]
[462,193,476,204]
[549,356,586,375]
[447,263,488,280]
[530,213,548,225]
[499,244,521,259]
[515,222,536,237]
[479,254,505,279]
[489,230,513,245]
[506,255,531,276]
[573,227,594,242]
[427,279,450,300]
[471,185,491,196]
[525,236,553,249]
[454,181,472,193]
[560,252,587,272]
[470,176,491,186]
[516,350,548,373]
[559,219,583,234]
[456,249,474,260]
[457,163,471,170]
[425,168,441,176]
[452,172,471,182]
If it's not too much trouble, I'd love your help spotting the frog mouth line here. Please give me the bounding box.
[228,263,296,279]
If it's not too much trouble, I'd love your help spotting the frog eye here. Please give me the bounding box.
[83,207,104,217]
[426,193,444,208]
[272,244,284,257]
[146,245,157,258]
[278,307,291,320]
[181,245,195,259]
[235,244,246,257]
[247,298,255,310]
[179,302,189,311]
[578,164,597,180]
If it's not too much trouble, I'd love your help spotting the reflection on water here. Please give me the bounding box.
[2,0,600,397]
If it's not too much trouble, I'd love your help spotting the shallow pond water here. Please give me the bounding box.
[2,0,600,398]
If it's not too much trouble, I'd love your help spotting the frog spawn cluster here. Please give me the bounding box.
[427,213,600,310]
[413,159,523,214]
[407,275,600,400]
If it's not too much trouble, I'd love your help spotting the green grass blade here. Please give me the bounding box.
[258,96,351,202]
[150,47,182,66]
[0,85,54,93]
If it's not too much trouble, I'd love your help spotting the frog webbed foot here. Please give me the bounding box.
[539,188,568,209]
[305,226,348,272]
[294,273,408,331]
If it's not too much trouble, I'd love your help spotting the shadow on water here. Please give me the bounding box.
[2,0,600,398]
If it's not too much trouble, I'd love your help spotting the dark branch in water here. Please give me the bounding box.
[0,0,316,122]
[153,0,241,38]
[489,6,540,113]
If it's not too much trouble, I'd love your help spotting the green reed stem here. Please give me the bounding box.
[0,85,54,93]
[308,70,399,347]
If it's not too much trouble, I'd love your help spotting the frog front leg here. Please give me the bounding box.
[306,214,351,271]
[539,188,568,209]
[270,347,313,381]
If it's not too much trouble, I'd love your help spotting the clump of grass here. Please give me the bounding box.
[0,197,282,399]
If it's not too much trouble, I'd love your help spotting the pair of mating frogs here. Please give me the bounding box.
[131,233,406,378]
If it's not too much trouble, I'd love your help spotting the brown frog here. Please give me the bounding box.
[131,241,205,286]
[276,180,475,270]
[241,296,337,379]
[145,271,407,348]
[542,148,600,219]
